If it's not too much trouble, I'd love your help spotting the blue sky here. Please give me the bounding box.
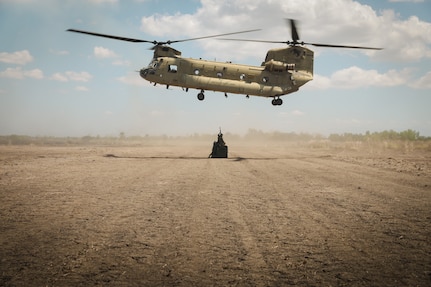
[1,0,430,137]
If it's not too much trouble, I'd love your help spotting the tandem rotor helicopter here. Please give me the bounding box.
[67,19,382,106]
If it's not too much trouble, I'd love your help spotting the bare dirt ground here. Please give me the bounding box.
[0,141,430,286]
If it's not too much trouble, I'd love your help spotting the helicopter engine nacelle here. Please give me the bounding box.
[264,59,295,72]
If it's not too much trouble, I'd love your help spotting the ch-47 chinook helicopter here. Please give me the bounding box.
[67,19,381,106]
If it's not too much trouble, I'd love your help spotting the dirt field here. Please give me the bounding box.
[0,141,430,286]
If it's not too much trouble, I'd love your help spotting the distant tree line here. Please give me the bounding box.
[243,129,325,141]
[328,129,428,142]
[0,129,429,146]
[243,129,430,142]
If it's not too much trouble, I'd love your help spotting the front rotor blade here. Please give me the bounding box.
[219,38,289,44]
[307,42,383,50]
[67,29,156,44]
[169,29,261,44]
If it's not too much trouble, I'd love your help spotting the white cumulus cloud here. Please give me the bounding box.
[309,66,411,89]
[50,71,92,82]
[75,86,89,92]
[94,46,118,59]
[0,50,33,65]
[389,0,424,2]
[117,72,148,86]
[139,0,431,62]
[410,71,431,89]
[51,73,68,82]
[0,67,43,79]
[88,0,117,4]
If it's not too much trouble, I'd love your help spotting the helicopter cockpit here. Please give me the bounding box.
[140,59,160,79]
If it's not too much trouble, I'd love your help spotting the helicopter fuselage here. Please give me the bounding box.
[140,45,314,105]
[67,24,380,106]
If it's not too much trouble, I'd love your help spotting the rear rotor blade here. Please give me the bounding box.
[219,38,382,50]
[288,19,300,42]
[307,42,383,50]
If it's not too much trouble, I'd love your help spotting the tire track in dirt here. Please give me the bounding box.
[1,147,195,286]
[201,159,273,285]
[1,145,430,286]
[134,157,272,286]
[226,151,431,286]
[223,156,329,285]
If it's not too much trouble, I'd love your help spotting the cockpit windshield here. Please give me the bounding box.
[140,59,160,79]
[147,59,159,69]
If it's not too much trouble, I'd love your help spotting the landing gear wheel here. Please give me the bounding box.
[271,98,283,106]
[197,92,205,101]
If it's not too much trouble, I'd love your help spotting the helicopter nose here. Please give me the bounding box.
[140,68,148,78]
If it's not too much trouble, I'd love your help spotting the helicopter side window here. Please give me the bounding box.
[194,69,200,75]
[168,64,178,73]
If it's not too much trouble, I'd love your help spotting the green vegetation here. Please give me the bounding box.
[0,129,430,148]
[328,129,426,142]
